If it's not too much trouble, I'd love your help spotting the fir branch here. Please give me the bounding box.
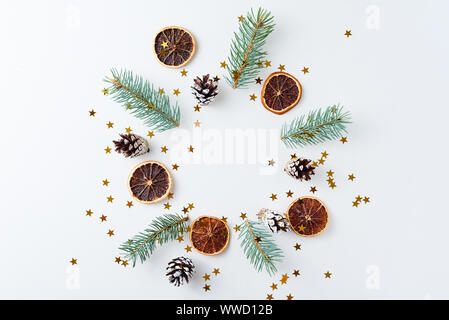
[225,7,275,89]
[280,105,352,148]
[119,213,188,267]
[104,68,180,132]
[238,219,283,275]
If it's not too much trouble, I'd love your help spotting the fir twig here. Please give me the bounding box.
[104,68,181,132]
[281,105,352,148]
[238,219,283,275]
[225,7,275,89]
[119,213,189,267]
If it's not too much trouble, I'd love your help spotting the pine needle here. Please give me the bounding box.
[104,68,181,132]
[238,219,283,275]
[225,7,275,89]
[281,104,352,148]
[119,213,189,267]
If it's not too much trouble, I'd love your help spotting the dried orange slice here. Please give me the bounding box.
[190,216,230,255]
[154,26,196,68]
[261,72,302,114]
[127,161,172,204]
[286,196,329,237]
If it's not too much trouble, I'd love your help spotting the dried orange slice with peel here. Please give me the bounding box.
[190,216,230,255]
[154,26,196,68]
[127,161,172,204]
[286,196,329,237]
[261,72,302,114]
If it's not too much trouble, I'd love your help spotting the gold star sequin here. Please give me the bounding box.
[85,209,93,217]
[340,136,348,144]
[164,203,171,210]
[107,195,114,203]
[264,60,271,67]
[182,207,189,214]
[212,268,220,276]
[348,174,356,181]
[102,179,109,186]
[324,271,332,278]
[310,186,317,194]
[240,212,247,220]
[221,216,228,223]
[188,203,195,210]
[352,200,359,207]
[293,269,300,277]
[220,61,227,68]
[290,153,297,160]
[176,235,184,243]
[161,146,168,153]
[270,283,278,290]
[104,146,112,154]
[107,229,115,237]
[203,284,211,291]
[321,151,328,158]
[233,225,241,232]
[173,88,181,96]
[188,145,194,153]
[180,69,187,77]
[298,225,306,233]
[194,105,202,112]
[89,109,96,116]
[167,192,174,199]
[100,214,107,222]
[106,121,114,128]
[278,64,285,71]
[70,258,77,265]
[126,201,133,208]
[238,15,245,22]
[159,88,165,95]
[255,77,263,84]
[102,88,109,95]
[363,196,370,204]
[344,30,352,37]
[203,273,211,281]
[115,257,121,264]
[286,294,294,300]
[270,194,277,201]
[185,245,192,253]
[294,243,301,251]
[147,131,155,138]
[286,190,294,197]
[194,120,201,127]
[249,94,257,101]
[161,41,169,49]
[327,170,334,177]
[280,273,289,284]
[318,158,325,165]
[301,67,309,74]
[356,195,362,202]
[266,294,274,300]
[172,164,179,171]
[125,126,132,133]
[121,260,128,267]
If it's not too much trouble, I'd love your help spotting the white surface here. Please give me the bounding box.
[1,0,449,299]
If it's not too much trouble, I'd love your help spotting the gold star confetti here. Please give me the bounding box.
[270,283,278,290]
[212,268,220,276]
[86,209,93,217]
[161,146,168,153]
[102,179,110,186]
[280,273,289,284]
[268,159,275,166]
[188,145,194,153]
[312,161,319,167]
[301,67,309,74]
[348,174,356,181]
[186,225,191,232]
[167,192,174,199]
[240,212,247,220]
[194,120,201,127]
[293,269,300,277]
[176,235,184,243]
[126,201,133,208]
[278,64,285,71]
[324,271,332,278]
[115,257,121,264]
[264,60,271,67]
[164,202,171,210]
[89,109,96,117]
[173,88,180,96]
[107,195,114,203]
[238,15,245,22]
[220,61,227,68]
[286,190,294,198]
[340,136,348,144]
[221,216,228,223]
[159,88,165,95]
[255,77,263,84]
[172,164,179,171]
[356,195,362,202]
[344,30,352,37]
[125,126,132,133]
[294,243,301,250]
[203,284,211,291]
[286,294,294,300]
[270,193,277,201]
[298,225,306,233]
[321,151,328,158]
[327,170,334,177]
[161,41,169,49]
[104,146,112,154]
[100,214,107,222]
[233,224,241,232]
[249,94,257,101]
[185,245,192,253]
[363,196,370,204]
[290,153,297,160]
[70,258,77,265]
[122,260,128,267]
[318,158,325,165]
[180,69,188,77]
[147,131,155,138]
[188,203,195,210]
[203,273,211,281]
[182,207,189,214]
[329,181,337,189]
[106,121,114,128]
[352,200,360,207]
[310,186,317,194]
[194,105,201,112]
[107,229,115,237]
[102,88,109,95]
[266,294,274,300]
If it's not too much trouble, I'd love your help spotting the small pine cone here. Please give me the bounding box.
[258,209,289,233]
[191,74,218,106]
[166,256,195,287]
[113,133,149,158]
[284,158,315,181]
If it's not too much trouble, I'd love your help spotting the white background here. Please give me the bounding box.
[1,0,449,299]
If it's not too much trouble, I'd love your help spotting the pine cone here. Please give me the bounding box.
[113,133,149,158]
[166,256,195,287]
[258,208,289,233]
[284,158,315,181]
[191,74,218,105]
